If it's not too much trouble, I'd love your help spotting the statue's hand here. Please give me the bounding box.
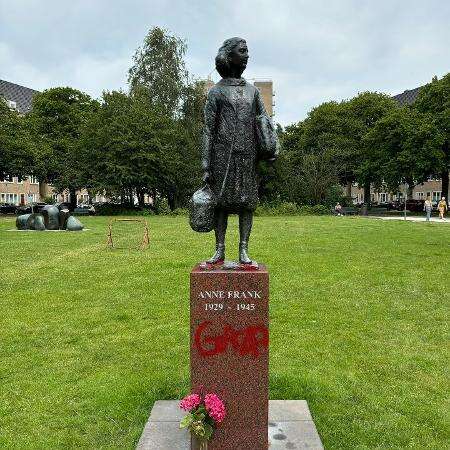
[203,171,211,184]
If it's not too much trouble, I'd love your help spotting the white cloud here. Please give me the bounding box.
[0,0,449,124]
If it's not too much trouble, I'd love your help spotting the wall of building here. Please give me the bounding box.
[253,81,274,117]
[0,176,108,206]
[349,180,444,204]
[0,176,40,205]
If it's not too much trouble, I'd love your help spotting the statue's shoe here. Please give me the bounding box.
[239,242,252,264]
[206,245,225,264]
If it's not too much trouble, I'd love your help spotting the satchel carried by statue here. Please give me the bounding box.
[189,185,217,232]
[255,114,280,161]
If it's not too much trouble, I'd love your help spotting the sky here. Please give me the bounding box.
[0,0,449,125]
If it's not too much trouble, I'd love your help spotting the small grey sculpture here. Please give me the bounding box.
[66,216,84,231]
[27,213,46,231]
[16,214,31,230]
[191,37,279,264]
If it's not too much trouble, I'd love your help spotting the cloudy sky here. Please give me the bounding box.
[1,0,449,125]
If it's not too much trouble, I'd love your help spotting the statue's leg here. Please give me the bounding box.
[238,209,253,264]
[206,209,227,263]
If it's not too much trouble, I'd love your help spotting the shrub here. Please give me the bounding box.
[255,202,330,216]
[154,197,171,215]
[95,203,153,216]
[170,208,188,216]
[42,195,54,204]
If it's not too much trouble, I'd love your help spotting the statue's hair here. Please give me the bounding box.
[215,37,246,78]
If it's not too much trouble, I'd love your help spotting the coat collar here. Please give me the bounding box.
[219,77,247,87]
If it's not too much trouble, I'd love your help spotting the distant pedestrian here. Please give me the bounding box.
[335,202,343,216]
[437,197,447,220]
[423,197,433,222]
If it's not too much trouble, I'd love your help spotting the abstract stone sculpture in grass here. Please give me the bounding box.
[16,206,84,231]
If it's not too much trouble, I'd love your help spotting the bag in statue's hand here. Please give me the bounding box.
[189,185,217,232]
[255,114,280,161]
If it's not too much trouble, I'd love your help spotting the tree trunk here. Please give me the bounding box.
[361,182,371,215]
[345,181,352,198]
[38,182,47,200]
[127,189,134,206]
[407,185,414,200]
[69,188,77,211]
[137,188,145,207]
[167,191,176,211]
[441,169,449,201]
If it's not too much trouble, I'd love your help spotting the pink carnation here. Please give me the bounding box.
[179,393,201,411]
[204,393,226,423]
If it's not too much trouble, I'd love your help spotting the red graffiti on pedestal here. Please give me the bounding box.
[194,321,269,358]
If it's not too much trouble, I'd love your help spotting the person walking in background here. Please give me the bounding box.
[437,197,447,220]
[424,196,433,222]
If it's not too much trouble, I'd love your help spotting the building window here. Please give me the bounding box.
[7,100,17,110]
[1,193,5,203]
[432,191,442,202]
[29,176,39,184]
[16,176,23,184]
[27,193,37,203]
[4,193,19,205]
[416,192,424,200]
[379,193,388,203]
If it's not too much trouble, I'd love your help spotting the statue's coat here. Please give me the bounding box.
[202,77,268,212]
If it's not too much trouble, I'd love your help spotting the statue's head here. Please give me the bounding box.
[215,37,248,78]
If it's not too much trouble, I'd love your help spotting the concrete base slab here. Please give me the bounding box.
[137,400,323,450]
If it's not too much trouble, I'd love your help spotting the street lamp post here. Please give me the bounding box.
[404,182,408,221]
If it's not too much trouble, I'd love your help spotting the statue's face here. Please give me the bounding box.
[229,41,249,72]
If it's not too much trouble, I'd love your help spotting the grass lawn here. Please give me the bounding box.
[0,215,448,449]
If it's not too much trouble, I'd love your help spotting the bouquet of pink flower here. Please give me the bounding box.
[179,392,226,441]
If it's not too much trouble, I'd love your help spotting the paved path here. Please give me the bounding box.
[137,400,323,449]
[366,216,449,223]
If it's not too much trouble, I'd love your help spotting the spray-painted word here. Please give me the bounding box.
[194,321,268,358]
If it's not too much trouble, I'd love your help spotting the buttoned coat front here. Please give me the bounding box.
[201,77,267,212]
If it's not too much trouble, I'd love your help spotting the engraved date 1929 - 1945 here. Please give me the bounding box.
[205,303,255,311]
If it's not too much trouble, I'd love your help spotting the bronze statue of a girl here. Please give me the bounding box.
[195,37,279,265]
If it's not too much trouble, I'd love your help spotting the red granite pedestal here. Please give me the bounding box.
[190,264,269,450]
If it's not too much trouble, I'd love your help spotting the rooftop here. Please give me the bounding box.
[392,86,421,105]
[0,79,40,114]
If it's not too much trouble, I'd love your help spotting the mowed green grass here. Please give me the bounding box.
[0,215,448,449]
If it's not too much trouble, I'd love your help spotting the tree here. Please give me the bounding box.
[126,27,205,209]
[347,92,397,205]
[414,73,450,199]
[80,90,175,207]
[128,27,188,118]
[0,100,34,181]
[296,101,359,197]
[28,87,97,209]
[363,107,444,196]
[279,115,341,205]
